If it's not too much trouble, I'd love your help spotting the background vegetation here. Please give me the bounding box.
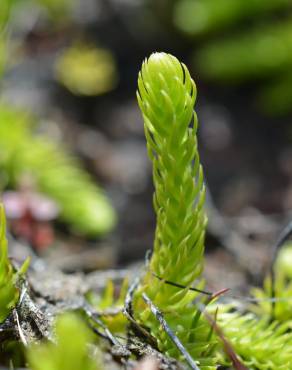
[1,1,292,369]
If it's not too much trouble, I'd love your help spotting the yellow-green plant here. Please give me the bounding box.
[27,313,103,370]
[251,243,292,324]
[0,204,29,323]
[88,278,129,333]
[0,0,13,32]
[133,52,217,369]
[0,104,116,236]
[217,306,292,369]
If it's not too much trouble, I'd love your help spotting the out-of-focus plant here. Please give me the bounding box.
[27,313,103,370]
[195,21,292,83]
[0,103,116,236]
[251,243,292,323]
[154,0,292,115]
[0,0,11,31]
[0,0,15,78]
[11,0,73,24]
[257,74,292,116]
[173,0,292,37]
[55,43,118,96]
[275,243,292,279]
[0,37,7,79]
[193,15,292,115]
[0,204,29,323]
[33,0,72,19]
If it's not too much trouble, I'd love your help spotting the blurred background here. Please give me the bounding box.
[1,0,292,291]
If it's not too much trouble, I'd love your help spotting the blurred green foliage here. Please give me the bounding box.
[0,0,13,32]
[0,0,71,78]
[33,0,72,19]
[0,0,13,78]
[275,243,292,279]
[28,313,103,370]
[0,0,72,31]
[0,104,116,236]
[195,21,292,83]
[0,0,116,237]
[258,74,292,116]
[169,0,292,115]
[0,37,7,79]
[10,0,73,23]
[0,204,29,323]
[252,243,292,323]
[174,0,292,37]
[55,43,118,96]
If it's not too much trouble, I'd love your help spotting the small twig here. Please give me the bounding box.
[12,309,27,347]
[82,302,120,346]
[210,288,230,301]
[96,307,123,317]
[123,307,156,346]
[146,269,292,307]
[18,285,27,307]
[123,277,157,346]
[83,303,132,363]
[125,277,140,318]
[145,249,153,266]
[142,293,201,370]
[152,272,213,296]
[87,322,111,341]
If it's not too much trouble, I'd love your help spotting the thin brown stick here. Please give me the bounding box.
[142,293,201,370]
